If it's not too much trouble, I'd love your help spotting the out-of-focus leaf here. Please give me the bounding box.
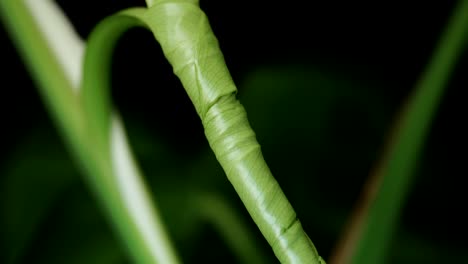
[15,180,125,264]
[1,126,78,263]
[347,0,468,262]
[0,119,199,263]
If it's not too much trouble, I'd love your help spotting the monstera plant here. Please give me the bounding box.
[1,0,467,263]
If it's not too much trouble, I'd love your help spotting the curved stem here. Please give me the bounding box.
[86,1,326,262]
[82,10,180,264]
[1,2,180,263]
[2,0,327,262]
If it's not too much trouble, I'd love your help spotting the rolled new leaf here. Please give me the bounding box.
[143,1,325,263]
[82,1,325,262]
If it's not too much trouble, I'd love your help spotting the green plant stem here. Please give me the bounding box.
[85,1,325,262]
[0,2,180,263]
[82,12,181,263]
[2,0,326,262]
[0,0,86,153]
[348,1,468,263]
[142,2,325,263]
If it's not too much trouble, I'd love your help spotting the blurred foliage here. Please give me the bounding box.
[2,63,466,263]
[1,0,466,263]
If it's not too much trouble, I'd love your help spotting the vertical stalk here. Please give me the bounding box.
[346,1,468,263]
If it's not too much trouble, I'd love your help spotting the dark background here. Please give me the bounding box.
[1,1,466,263]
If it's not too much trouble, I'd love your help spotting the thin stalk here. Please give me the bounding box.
[331,0,468,263]
[0,1,180,263]
[82,11,181,263]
